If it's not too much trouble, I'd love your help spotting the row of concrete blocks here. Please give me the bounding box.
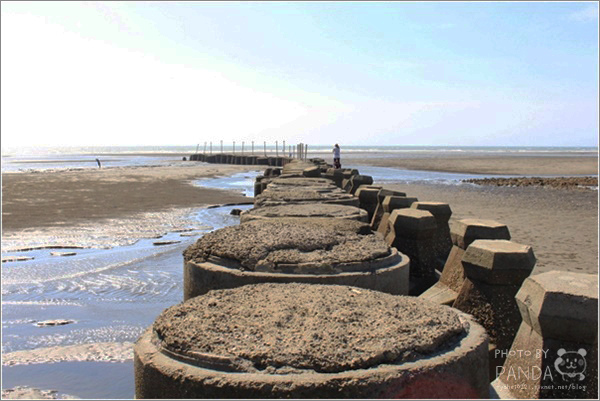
[135,160,493,398]
[274,161,599,398]
[341,170,598,399]
[135,160,598,399]
[250,160,599,398]
[189,153,292,166]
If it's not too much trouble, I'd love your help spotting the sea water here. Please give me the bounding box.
[2,145,597,173]
[1,172,257,399]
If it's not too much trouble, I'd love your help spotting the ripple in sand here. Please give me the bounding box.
[2,342,134,366]
[35,320,76,327]
[2,255,35,262]
[50,252,77,257]
[2,386,80,400]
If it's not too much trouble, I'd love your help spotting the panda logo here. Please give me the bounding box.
[554,348,587,381]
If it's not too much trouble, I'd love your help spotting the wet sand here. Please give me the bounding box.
[346,154,598,175]
[2,164,257,232]
[384,182,598,275]
[2,156,597,269]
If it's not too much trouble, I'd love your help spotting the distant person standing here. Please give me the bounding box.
[332,144,341,169]
[95,158,101,168]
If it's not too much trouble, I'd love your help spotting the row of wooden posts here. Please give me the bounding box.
[195,141,309,160]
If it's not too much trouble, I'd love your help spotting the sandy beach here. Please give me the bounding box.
[346,154,598,175]
[2,155,597,268]
[3,153,597,268]
[2,164,256,232]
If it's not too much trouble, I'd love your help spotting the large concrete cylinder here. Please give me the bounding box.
[134,283,490,399]
[254,186,359,208]
[282,160,317,174]
[262,177,340,193]
[183,218,410,299]
[240,203,369,223]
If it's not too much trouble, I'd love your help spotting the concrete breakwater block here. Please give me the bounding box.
[240,203,369,223]
[264,177,339,190]
[376,196,419,237]
[134,283,490,399]
[282,160,317,174]
[370,189,407,230]
[323,168,346,187]
[254,187,359,208]
[411,202,452,269]
[302,166,321,177]
[453,239,536,380]
[255,176,339,197]
[354,186,383,223]
[344,175,374,194]
[492,271,598,399]
[420,219,511,307]
[182,218,409,299]
[384,209,438,295]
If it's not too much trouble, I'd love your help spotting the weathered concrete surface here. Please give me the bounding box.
[135,283,490,399]
[419,246,465,306]
[515,271,597,343]
[411,202,452,269]
[383,196,419,213]
[268,177,336,187]
[254,187,359,208]
[454,240,536,381]
[377,196,419,237]
[461,240,536,286]
[303,166,321,177]
[422,220,512,307]
[384,209,438,295]
[348,175,374,194]
[184,218,378,269]
[492,271,598,399]
[370,189,407,230]
[354,186,383,223]
[282,160,317,174]
[240,203,369,223]
[324,168,346,188]
[263,177,339,193]
[450,219,511,250]
[183,218,409,298]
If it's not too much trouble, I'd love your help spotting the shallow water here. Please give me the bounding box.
[2,361,135,399]
[1,172,257,399]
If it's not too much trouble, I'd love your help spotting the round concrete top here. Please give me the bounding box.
[183,218,390,272]
[153,283,466,373]
[254,188,356,207]
[268,177,336,187]
[240,203,368,223]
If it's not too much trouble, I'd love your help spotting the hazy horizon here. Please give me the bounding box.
[2,2,598,148]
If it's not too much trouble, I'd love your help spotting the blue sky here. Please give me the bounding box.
[1,1,598,147]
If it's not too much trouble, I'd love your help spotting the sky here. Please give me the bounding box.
[1,1,598,147]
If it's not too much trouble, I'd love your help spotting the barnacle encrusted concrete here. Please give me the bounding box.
[135,283,490,399]
[183,218,409,298]
[239,203,369,223]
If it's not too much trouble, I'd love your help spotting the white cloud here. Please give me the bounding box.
[568,4,599,22]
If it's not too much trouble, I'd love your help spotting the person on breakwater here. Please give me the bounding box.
[333,144,341,169]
